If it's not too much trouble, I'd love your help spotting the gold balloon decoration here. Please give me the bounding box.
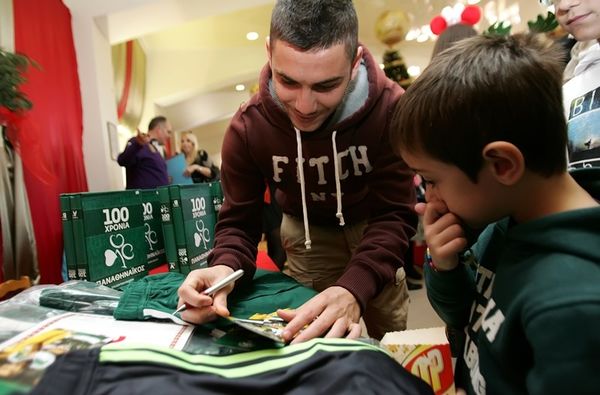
[375,10,410,47]
[376,10,413,89]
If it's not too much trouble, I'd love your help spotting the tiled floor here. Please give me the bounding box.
[404,264,444,330]
[406,278,444,330]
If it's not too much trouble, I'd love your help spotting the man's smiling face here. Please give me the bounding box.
[268,40,361,132]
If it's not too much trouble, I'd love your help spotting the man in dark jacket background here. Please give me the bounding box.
[117,116,171,189]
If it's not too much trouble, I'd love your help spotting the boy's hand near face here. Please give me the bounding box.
[415,200,468,271]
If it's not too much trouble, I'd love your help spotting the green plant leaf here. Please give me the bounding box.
[0,47,37,113]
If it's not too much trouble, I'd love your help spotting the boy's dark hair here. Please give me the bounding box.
[269,0,358,61]
[148,116,167,131]
[391,33,567,182]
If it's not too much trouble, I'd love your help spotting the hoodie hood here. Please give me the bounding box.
[500,168,600,264]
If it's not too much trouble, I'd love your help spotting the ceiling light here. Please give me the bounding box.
[407,66,421,77]
[246,32,259,41]
[416,34,429,43]
[405,28,420,41]
[235,84,246,92]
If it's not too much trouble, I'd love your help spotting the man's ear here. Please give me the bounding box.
[266,36,272,66]
[351,46,363,80]
[482,141,525,186]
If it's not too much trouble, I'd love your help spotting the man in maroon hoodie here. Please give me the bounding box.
[177,0,417,342]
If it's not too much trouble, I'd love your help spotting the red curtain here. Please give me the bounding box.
[0,223,3,283]
[12,0,88,283]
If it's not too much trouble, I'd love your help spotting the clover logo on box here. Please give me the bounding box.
[104,233,134,269]
[194,219,210,249]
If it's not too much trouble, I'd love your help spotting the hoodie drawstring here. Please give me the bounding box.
[294,128,346,250]
[295,127,312,249]
[331,131,345,226]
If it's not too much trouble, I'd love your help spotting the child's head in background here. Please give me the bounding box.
[554,0,600,42]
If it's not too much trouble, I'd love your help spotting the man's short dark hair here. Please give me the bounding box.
[391,33,567,182]
[269,0,358,61]
[148,116,167,131]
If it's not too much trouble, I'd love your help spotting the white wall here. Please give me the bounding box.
[0,0,13,51]
[69,11,125,191]
[142,46,266,131]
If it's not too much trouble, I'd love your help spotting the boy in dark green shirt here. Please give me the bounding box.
[391,33,600,394]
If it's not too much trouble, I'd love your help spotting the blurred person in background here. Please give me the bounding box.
[117,116,170,189]
[180,131,220,183]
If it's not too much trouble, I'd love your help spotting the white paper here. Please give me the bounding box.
[0,312,194,351]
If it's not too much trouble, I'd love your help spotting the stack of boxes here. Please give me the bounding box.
[60,182,223,290]
[158,183,221,274]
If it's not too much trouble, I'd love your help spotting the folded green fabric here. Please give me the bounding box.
[113,270,318,322]
[228,270,318,318]
[39,281,123,315]
[113,272,185,321]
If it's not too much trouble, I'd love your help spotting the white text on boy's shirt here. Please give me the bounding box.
[464,262,505,395]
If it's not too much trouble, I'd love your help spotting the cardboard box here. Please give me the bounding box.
[140,189,166,271]
[158,186,178,272]
[381,327,455,395]
[59,195,77,280]
[61,183,223,283]
[170,183,220,274]
[69,190,148,289]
